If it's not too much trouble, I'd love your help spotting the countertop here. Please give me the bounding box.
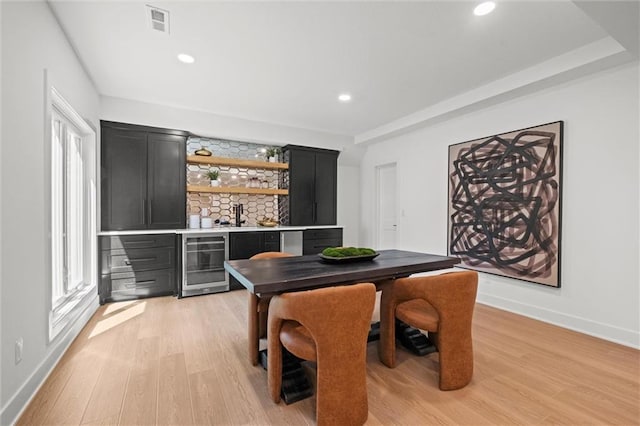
[98,225,342,236]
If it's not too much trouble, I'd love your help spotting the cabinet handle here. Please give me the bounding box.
[148,199,153,225]
[124,257,157,265]
[124,280,156,288]
[142,199,147,225]
[313,202,318,223]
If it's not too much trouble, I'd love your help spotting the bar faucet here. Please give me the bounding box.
[233,203,244,227]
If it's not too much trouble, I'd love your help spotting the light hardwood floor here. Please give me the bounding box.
[18,291,640,425]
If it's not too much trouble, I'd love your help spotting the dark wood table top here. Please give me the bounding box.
[224,249,460,296]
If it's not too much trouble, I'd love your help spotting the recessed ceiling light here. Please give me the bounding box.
[177,53,195,64]
[474,1,496,16]
[338,93,352,102]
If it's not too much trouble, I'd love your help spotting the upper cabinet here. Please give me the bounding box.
[101,121,187,231]
[283,145,339,226]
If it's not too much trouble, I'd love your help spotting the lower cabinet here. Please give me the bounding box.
[99,234,178,304]
[103,269,175,303]
[303,228,343,255]
[97,228,342,301]
[229,231,281,290]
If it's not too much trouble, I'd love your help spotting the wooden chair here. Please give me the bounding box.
[268,283,376,426]
[248,252,295,365]
[378,271,478,390]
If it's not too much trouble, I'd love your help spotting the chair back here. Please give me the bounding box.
[268,283,376,425]
[393,271,478,327]
[379,271,478,390]
[250,251,294,260]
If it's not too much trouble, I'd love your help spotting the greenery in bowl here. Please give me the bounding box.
[206,169,219,180]
[322,247,377,257]
[266,147,279,158]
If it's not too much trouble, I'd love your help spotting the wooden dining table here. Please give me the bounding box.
[224,249,461,297]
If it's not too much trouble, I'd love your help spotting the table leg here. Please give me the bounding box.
[368,321,381,342]
[396,319,437,356]
[259,348,313,404]
[249,293,260,365]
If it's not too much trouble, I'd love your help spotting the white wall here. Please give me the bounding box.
[360,62,640,348]
[337,165,361,246]
[0,2,100,424]
[0,0,4,421]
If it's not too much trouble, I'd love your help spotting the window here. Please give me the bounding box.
[49,87,97,341]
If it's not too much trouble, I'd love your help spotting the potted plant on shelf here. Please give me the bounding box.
[206,169,220,187]
[266,147,279,163]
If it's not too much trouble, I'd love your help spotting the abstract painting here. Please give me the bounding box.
[448,121,563,287]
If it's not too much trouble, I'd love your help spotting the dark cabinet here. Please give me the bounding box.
[101,121,187,231]
[99,234,178,304]
[303,228,343,255]
[283,145,339,226]
[101,128,147,230]
[229,231,280,259]
[229,231,280,289]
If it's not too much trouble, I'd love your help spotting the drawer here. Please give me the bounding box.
[101,246,175,275]
[264,241,281,252]
[101,269,175,303]
[263,232,280,243]
[303,228,343,241]
[303,237,343,255]
[100,234,175,250]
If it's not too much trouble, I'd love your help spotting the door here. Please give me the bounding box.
[376,163,397,249]
[101,128,147,230]
[314,151,337,225]
[147,133,186,229]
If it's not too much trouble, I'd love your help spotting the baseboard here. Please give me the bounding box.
[477,292,640,349]
[0,297,99,426]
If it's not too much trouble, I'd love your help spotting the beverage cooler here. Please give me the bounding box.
[181,233,229,297]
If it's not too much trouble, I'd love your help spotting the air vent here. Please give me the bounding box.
[146,5,170,34]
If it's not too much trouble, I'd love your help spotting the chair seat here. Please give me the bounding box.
[280,320,317,361]
[396,299,439,331]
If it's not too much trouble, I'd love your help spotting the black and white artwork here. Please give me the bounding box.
[448,121,563,287]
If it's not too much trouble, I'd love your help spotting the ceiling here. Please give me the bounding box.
[49,1,637,138]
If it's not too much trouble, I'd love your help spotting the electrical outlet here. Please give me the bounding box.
[15,337,23,364]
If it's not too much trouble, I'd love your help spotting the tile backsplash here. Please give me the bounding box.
[186,137,281,225]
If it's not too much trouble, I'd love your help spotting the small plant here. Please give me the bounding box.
[322,247,377,257]
[265,147,279,158]
[206,169,219,180]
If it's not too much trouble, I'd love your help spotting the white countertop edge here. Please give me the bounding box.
[98,225,342,236]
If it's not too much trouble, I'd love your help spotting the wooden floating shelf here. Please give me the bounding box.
[187,185,288,196]
[186,155,289,170]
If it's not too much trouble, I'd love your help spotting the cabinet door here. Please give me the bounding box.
[263,231,281,252]
[288,149,316,225]
[229,232,264,260]
[303,228,343,255]
[101,128,147,230]
[147,133,186,229]
[314,151,338,225]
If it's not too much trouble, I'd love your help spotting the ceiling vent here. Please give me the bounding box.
[146,5,170,34]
